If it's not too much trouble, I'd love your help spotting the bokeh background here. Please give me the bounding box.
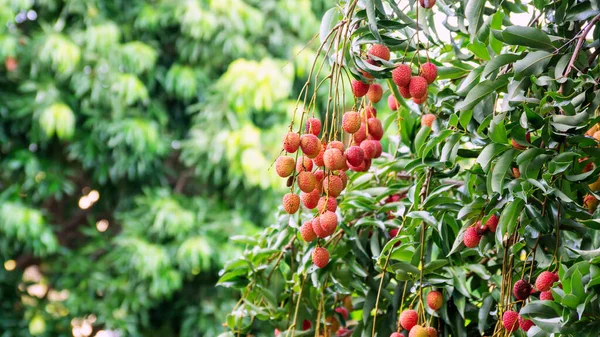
[0,0,329,336]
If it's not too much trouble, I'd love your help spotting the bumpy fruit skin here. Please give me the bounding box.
[298,171,317,193]
[282,193,300,214]
[367,118,384,140]
[419,0,436,8]
[314,169,325,183]
[318,196,337,213]
[313,145,326,167]
[369,44,390,61]
[390,333,405,337]
[296,155,313,172]
[409,76,428,98]
[399,310,418,330]
[408,326,428,337]
[412,95,427,104]
[283,132,300,153]
[420,62,437,84]
[485,214,499,232]
[324,148,345,171]
[361,140,377,160]
[512,167,521,178]
[335,306,349,320]
[337,170,348,188]
[421,114,436,127]
[323,175,344,197]
[367,83,384,103]
[346,146,365,166]
[312,217,329,238]
[426,291,443,310]
[305,117,322,136]
[300,221,317,242]
[320,211,338,236]
[463,227,482,248]
[502,311,519,332]
[353,123,367,144]
[392,64,412,87]
[275,156,295,177]
[584,194,599,213]
[300,134,322,158]
[513,279,532,300]
[342,111,362,134]
[363,106,377,119]
[388,94,398,110]
[399,85,411,98]
[301,189,320,209]
[371,140,383,158]
[540,290,553,301]
[425,327,437,337]
[518,315,535,332]
[348,159,367,172]
[312,247,330,268]
[352,80,370,97]
[535,271,559,292]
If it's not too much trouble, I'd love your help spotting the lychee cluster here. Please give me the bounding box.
[391,62,438,105]
[462,214,499,248]
[502,310,535,333]
[397,309,438,337]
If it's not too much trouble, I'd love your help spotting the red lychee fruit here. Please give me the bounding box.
[511,132,531,150]
[327,141,345,153]
[368,44,390,61]
[300,134,322,158]
[399,310,418,330]
[283,132,300,153]
[298,171,317,193]
[342,111,362,134]
[313,145,326,167]
[296,155,313,172]
[502,311,519,332]
[392,64,412,88]
[352,80,370,97]
[540,290,553,301]
[320,211,338,236]
[348,159,366,172]
[361,58,376,80]
[363,106,377,119]
[518,315,535,332]
[361,140,377,160]
[412,95,427,105]
[305,117,322,136]
[475,220,486,235]
[335,306,349,320]
[419,0,436,8]
[282,193,300,214]
[312,247,330,268]
[409,76,428,99]
[336,170,348,188]
[275,156,295,178]
[390,333,405,337]
[367,83,383,103]
[367,118,384,140]
[399,85,411,98]
[426,291,443,310]
[324,148,345,171]
[318,196,337,213]
[371,140,383,158]
[312,217,329,238]
[301,189,320,209]
[421,114,436,127]
[346,146,365,166]
[420,62,437,84]
[275,328,280,337]
[389,228,401,247]
[513,279,532,300]
[388,94,398,110]
[314,169,325,184]
[584,194,599,213]
[463,227,482,248]
[485,214,499,232]
[408,325,428,337]
[302,319,311,331]
[579,157,594,173]
[512,167,521,178]
[535,271,559,292]
[300,221,317,242]
[323,175,344,197]
[425,327,437,337]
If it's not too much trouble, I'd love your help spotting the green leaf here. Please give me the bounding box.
[513,51,553,80]
[465,0,486,37]
[365,0,382,42]
[489,114,507,143]
[501,26,554,50]
[496,199,525,243]
[491,149,516,193]
[456,74,510,111]
[482,53,523,78]
[319,8,338,43]
[477,143,508,170]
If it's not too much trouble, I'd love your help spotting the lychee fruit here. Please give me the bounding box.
[463,227,482,248]
[412,95,427,105]
[305,117,322,136]
[368,44,390,61]
[314,169,325,184]
[346,146,365,166]
[426,291,443,310]
[425,327,437,337]
[367,118,384,140]
[584,194,598,213]
[312,247,330,268]
[512,167,521,178]
[361,58,376,80]
[389,228,401,247]
[298,171,317,193]
[324,148,345,171]
[388,94,398,110]
[360,140,377,160]
[300,134,322,158]
[408,325,428,337]
[589,177,600,191]
[337,170,348,188]
[419,0,436,8]
[320,211,338,236]
[327,141,345,153]
[296,155,314,172]
[282,193,300,214]
[353,123,367,144]
[318,196,337,213]
[300,221,317,242]
[579,157,594,172]
[502,311,519,332]
[301,189,320,209]
[485,214,499,232]
[420,62,437,84]
[352,80,370,97]
[535,271,559,292]
[342,111,362,134]
[323,175,344,197]
[363,106,377,119]
[334,306,349,320]
[399,310,418,330]
[421,114,436,127]
[302,319,311,331]
[409,76,428,99]
[518,315,534,332]
[313,145,326,167]
[312,217,329,238]
[399,85,411,98]
[511,132,531,150]
[348,159,367,172]
[392,64,412,87]
[275,156,295,178]
[283,132,300,153]
[371,140,383,158]
[513,279,532,300]
[390,333,405,337]
[540,290,553,301]
[367,83,383,103]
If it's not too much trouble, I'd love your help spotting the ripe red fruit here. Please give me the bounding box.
[367,83,383,103]
[518,315,535,332]
[367,118,384,140]
[312,247,330,268]
[300,134,322,158]
[313,145,326,167]
[301,189,320,209]
[275,156,295,178]
[412,95,427,105]
[312,217,329,238]
[579,157,594,172]
[535,271,559,292]
[348,159,367,172]
[502,311,519,332]
[305,118,322,136]
[342,111,362,134]
[302,319,311,330]
[392,64,412,87]
[323,175,344,197]
[361,140,377,160]
[282,193,300,214]
[388,94,398,110]
[353,123,367,144]
[485,214,499,232]
[368,44,390,61]
[512,132,531,150]
[421,114,436,127]
[298,171,317,193]
[327,141,345,153]
[584,194,599,213]
[283,132,300,153]
[318,196,337,213]
[409,76,428,99]
[371,140,383,158]
[296,155,313,172]
[363,106,377,119]
[324,148,345,171]
[399,85,411,98]
[513,279,532,300]
[334,306,349,320]
[419,0,436,8]
[463,227,482,248]
[352,80,370,97]
[389,228,401,247]
[346,146,365,166]
[540,290,553,301]
[314,169,325,183]
[408,325,427,337]
[390,333,405,337]
[425,327,437,337]
[337,170,348,188]
[300,221,317,242]
[399,310,418,330]
[426,291,443,310]
[420,62,437,84]
[320,211,338,236]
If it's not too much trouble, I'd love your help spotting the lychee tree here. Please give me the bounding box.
[220,0,600,336]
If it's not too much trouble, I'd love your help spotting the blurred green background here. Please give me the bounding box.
[0,0,327,336]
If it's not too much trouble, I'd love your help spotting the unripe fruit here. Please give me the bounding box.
[318,196,337,213]
[518,315,535,332]
[372,140,383,158]
[367,118,384,140]
[463,227,482,248]
[342,111,362,134]
[301,189,320,209]
[502,311,519,332]
[363,106,377,119]
[485,214,499,232]
[327,141,345,153]
[408,325,428,337]
[584,194,598,213]
[412,95,427,105]
[513,279,532,300]
[312,247,330,268]
[323,175,344,197]
[586,123,600,136]
[367,83,383,103]
[275,156,295,177]
[352,80,370,97]
[399,85,411,98]
[346,146,365,166]
[399,310,418,330]
[320,211,338,236]
[296,155,313,172]
[324,148,345,171]
[312,217,329,238]
[300,134,322,158]
[282,193,300,214]
[283,132,300,153]
[300,221,317,242]
[353,123,367,144]
[388,94,398,110]
[421,114,436,127]
[594,131,600,141]
[540,290,553,301]
[368,44,390,61]
[420,62,437,84]
[409,76,428,99]
[305,118,322,136]
[426,291,443,310]
[419,0,436,8]
[298,171,317,193]
[535,271,559,292]
[392,64,412,87]
[425,327,437,337]
[313,145,326,167]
